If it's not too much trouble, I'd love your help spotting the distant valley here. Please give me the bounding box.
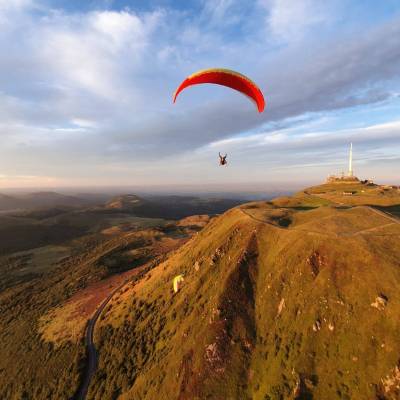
[0,191,245,256]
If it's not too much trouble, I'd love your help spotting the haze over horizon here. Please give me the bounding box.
[1,0,400,189]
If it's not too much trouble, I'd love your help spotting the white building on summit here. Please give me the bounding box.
[327,143,359,183]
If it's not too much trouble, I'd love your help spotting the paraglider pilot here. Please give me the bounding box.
[219,152,227,166]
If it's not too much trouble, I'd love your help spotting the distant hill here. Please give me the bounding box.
[98,194,245,219]
[0,193,24,210]
[0,193,247,256]
[20,191,89,208]
[105,194,145,210]
[0,191,247,218]
[89,183,400,400]
[0,191,91,211]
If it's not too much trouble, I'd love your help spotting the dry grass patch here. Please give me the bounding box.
[39,297,88,346]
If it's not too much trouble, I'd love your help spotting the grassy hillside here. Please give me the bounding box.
[0,213,205,399]
[90,185,400,400]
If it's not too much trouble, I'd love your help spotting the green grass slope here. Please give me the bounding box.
[91,186,400,400]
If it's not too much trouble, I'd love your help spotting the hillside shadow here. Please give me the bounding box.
[287,206,317,211]
[270,215,293,228]
[374,205,400,217]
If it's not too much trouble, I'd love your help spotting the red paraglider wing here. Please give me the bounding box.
[173,68,265,113]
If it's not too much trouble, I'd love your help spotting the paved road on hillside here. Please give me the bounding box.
[73,281,128,400]
[73,258,162,400]
[366,206,400,224]
[306,192,400,224]
[240,205,400,238]
[239,208,340,237]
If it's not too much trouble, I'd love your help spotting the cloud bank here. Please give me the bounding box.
[0,0,399,187]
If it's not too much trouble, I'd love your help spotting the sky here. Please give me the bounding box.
[0,0,399,190]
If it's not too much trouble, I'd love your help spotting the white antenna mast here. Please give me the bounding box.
[348,142,353,177]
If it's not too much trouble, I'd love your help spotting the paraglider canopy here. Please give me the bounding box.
[173,274,184,293]
[173,68,265,113]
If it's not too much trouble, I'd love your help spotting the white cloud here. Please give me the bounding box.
[35,10,162,101]
[71,118,98,129]
[202,0,237,25]
[0,0,32,10]
[0,173,59,187]
[0,1,399,187]
[209,119,400,154]
[90,11,144,45]
[89,10,161,48]
[261,0,334,41]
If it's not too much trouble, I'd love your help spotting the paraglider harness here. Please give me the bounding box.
[219,152,227,166]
